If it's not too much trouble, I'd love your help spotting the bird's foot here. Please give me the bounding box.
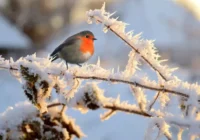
[77,64,82,67]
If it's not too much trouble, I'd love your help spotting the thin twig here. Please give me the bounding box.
[0,66,18,71]
[47,103,65,108]
[47,103,66,115]
[67,78,80,98]
[101,110,116,121]
[103,103,151,117]
[156,123,172,140]
[60,105,67,115]
[148,91,161,111]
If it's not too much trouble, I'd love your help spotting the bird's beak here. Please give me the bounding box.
[93,37,97,40]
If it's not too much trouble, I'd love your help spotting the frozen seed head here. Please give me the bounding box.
[68,82,106,112]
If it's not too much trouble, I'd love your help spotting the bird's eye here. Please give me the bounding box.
[85,35,89,38]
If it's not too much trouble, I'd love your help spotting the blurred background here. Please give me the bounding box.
[0,0,200,139]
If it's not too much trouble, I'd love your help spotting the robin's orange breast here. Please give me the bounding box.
[79,37,94,55]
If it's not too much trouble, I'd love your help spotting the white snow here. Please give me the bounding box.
[0,101,37,131]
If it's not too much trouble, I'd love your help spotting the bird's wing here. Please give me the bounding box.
[50,36,77,58]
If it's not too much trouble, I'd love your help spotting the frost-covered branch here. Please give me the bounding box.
[86,3,178,81]
[0,58,191,99]
[48,100,152,118]
[75,75,189,98]
[103,103,151,117]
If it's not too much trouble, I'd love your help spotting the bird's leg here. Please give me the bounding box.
[77,64,82,67]
[66,62,68,69]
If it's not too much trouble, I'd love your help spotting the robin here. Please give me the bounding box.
[50,30,97,68]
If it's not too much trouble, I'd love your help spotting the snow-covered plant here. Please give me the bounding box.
[0,102,84,140]
[0,3,200,140]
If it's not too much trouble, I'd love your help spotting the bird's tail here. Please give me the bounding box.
[50,52,59,62]
[50,55,59,62]
[50,45,62,62]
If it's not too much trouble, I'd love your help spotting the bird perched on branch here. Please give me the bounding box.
[50,30,97,68]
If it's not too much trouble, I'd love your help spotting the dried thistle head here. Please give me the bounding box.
[68,82,106,113]
[20,65,51,112]
[82,91,101,110]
